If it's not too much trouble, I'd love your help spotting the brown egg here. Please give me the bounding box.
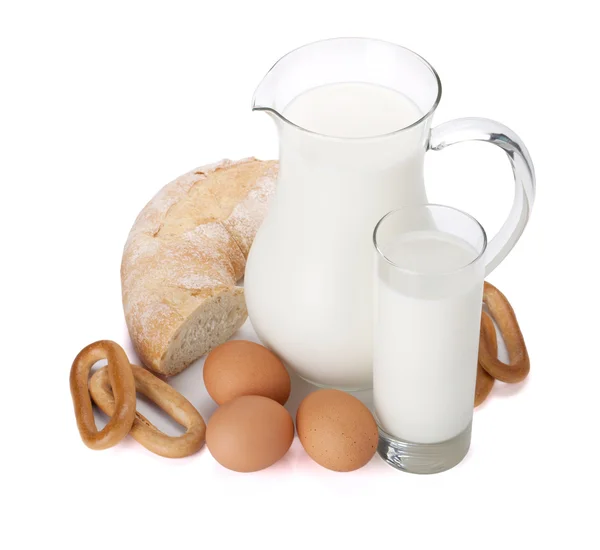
[203,340,291,405]
[206,395,294,472]
[296,389,378,472]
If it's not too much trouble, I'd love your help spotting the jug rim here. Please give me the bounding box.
[252,37,443,140]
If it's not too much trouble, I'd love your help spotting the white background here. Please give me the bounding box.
[2,1,598,548]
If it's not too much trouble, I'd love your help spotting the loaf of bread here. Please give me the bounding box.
[121,158,277,376]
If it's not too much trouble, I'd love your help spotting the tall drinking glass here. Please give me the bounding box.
[373,205,489,474]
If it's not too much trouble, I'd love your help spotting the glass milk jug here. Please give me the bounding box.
[244,38,535,390]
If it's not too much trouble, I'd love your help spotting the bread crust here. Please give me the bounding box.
[121,158,277,375]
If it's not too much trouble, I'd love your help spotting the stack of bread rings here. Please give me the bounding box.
[69,340,206,458]
[475,281,530,407]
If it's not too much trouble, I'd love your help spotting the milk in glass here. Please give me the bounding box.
[374,230,484,444]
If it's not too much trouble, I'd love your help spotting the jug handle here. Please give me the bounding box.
[428,118,536,276]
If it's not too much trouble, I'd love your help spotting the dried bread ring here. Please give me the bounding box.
[70,340,136,450]
[479,282,530,383]
[475,312,497,407]
[89,364,206,458]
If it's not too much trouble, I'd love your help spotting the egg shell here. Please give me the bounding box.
[203,340,291,405]
[206,395,294,472]
[296,389,378,472]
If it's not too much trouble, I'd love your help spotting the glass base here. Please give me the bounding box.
[377,421,472,475]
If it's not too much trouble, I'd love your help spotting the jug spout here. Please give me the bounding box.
[251,70,282,118]
[252,46,305,122]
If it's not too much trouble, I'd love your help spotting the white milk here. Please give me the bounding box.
[374,231,484,444]
[283,83,423,138]
[245,83,431,389]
